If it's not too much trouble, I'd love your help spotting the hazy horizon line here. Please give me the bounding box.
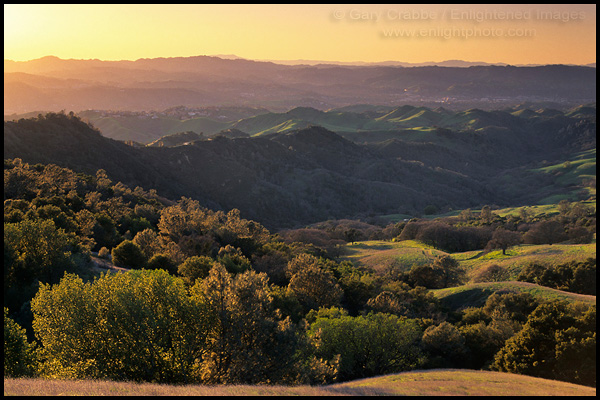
[4,54,596,68]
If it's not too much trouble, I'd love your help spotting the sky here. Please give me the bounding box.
[3,4,596,65]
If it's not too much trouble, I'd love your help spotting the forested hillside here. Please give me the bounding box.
[3,107,595,228]
[4,155,596,387]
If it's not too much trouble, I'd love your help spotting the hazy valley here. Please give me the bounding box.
[4,56,596,114]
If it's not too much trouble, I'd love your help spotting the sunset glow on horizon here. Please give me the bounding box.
[4,4,596,65]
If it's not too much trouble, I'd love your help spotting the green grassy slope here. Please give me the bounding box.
[432,281,596,310]
[533,149,596,202]
[4,370,596,396]
[458,243,596,279]
[341,240,595,279]
[341,240,448,275]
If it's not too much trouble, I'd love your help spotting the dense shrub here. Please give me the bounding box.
[111,240,146,269]
[177,255,215,286]
[494,301,596,387]
[408,255,466,289]
[4,307,37,377]
[146,253,177,274]
[307,308,424,382]
[31,270,213,383]
[472,264,510,283]
[421,322,468,368]
[197,263,303,384]
[399,221,491,253]
[517,259,596,295]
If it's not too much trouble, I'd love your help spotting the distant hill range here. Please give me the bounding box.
[4,105,595,228]
[4,56,596,114]
[253,58,596,68]
[6,103,596,146]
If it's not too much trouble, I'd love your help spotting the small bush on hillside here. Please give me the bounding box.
[472,264,510,283]
[97,247,110,259]
[111,240,146,269]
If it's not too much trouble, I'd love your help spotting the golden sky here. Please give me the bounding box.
[3,4,596,64]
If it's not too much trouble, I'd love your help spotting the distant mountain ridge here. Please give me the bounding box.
[4,56,596,114]
[8,55,595,68]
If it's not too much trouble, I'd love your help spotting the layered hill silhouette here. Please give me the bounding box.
[7,103,595,148]
[4,56,596,114]
[4,105,595,228]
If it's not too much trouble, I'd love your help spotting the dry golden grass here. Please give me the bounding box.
[330,369,597,396]
[4,369,596,396]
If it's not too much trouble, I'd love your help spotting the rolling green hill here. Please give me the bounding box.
[432,281,596,310]
[4,370,596,396]
[533,148,597,202]
[9,104,596,157]
[341,240,596,280]
[4,102,596,228]
[457,243,596,278]
[146,131,204,147]
[341,240,448,275]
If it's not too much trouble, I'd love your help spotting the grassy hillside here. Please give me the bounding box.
[379,199,597,224]
[4,370,596,396]
[341,240,595,279]
[341,240,448,275]
[432,281,596,310]
[534,148,596,202]
[458,243,596,279]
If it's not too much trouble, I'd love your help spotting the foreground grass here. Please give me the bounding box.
[4,369,596,396]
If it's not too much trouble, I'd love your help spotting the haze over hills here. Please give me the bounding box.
[3,55,596,228]
[243,57,596,68]
[4,55,596,114]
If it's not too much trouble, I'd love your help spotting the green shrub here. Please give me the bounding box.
[307,309,424,382]
[146,253,177,274]
[31,270,213,382]
[177,256,215,286]
[111,240,146,269]
[4,308,37,377]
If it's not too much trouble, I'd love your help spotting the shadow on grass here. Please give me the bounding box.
[439,288,497,310]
